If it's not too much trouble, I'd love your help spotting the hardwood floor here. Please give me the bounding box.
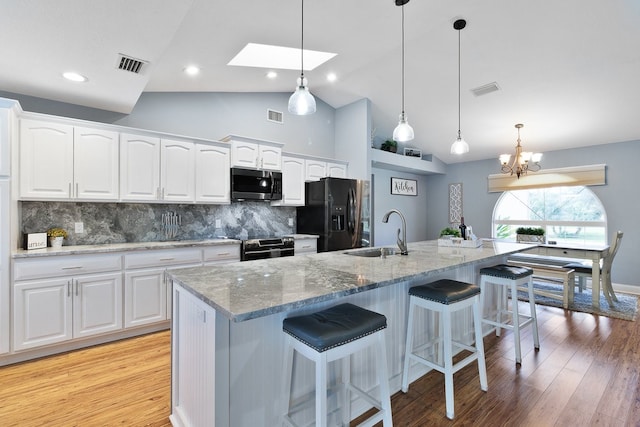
[1,302,639,426]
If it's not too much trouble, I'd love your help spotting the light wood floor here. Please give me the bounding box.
[1,302,639,426]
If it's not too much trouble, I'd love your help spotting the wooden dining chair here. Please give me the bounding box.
[564,231,623,305]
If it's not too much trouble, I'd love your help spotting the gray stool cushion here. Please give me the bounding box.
[480,264,533,279]
[409,279,480,305]
[283,303,387,353]
[563,261,593,274]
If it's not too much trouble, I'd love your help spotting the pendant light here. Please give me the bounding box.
[288,0,316,115]
[392,0,414,142]
[450,19,469,155]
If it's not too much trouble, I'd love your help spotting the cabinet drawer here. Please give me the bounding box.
[539,247,589,259]
[203,244,240,263]
[13,254,122,281]
[124,248,202,269]
[294,238,317,254]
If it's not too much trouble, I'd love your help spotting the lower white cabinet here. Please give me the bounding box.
[13,272,122,351]
[294,238,318,254]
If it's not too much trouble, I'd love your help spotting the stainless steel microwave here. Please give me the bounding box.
[230,167,283,201]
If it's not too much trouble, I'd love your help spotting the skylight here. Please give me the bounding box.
[228,43,336,71]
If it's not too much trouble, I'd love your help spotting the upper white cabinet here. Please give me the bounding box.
[161,139,195,202]
[120,133,161,201]
[327,162,348,178]
[223,135,283,171]
[272,155,305,206]
[19,119,119,200]
[195,143,230,204]
[305,159,326,181]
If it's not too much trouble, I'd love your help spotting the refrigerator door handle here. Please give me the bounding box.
[347,187,356,234]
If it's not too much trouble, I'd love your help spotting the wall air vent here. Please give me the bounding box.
[267,109,283,124]
[116,54,147,74]
[471,82,500,97]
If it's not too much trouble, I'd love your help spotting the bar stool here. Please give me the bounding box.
[479,264,540,364]
[401,279,487,420]
[282,303,393,427]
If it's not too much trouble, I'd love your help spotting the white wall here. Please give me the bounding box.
[335,98,371,180]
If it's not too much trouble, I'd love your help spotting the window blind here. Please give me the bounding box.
[487,164,606,193]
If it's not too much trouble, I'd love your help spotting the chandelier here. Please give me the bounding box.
[499,123,542,178]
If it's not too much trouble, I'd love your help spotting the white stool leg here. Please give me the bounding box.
[526,275,540,349]
[472,296,488,392]
[377,332,393,426]
[401,298,416,393]
[442,306,455,420]
[282,335,295,423]
[341,353,351,426]
[316,352,328,427]
[510,279,522,364]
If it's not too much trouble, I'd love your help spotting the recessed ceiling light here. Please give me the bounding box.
[266,71,278,79]
[327,72,337,82]
[63,72,88,82]
[184,65,200,76]
[228,43,336,70]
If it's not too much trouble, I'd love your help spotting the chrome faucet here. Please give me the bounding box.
[382,209,408,255]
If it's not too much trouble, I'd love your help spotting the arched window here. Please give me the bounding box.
[492,186,607,245]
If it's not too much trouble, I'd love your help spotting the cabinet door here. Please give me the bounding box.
[73,272,123,338]
[74,127,119,200]
[195,143,230,204]
[19,119,74,199]
[120,133,161,201]
[161,139,195,202]
[259,145,282,170]
[124,269,167,327]
[13,278,72,351]
[294,238,317,254]
[305,160,326,181]
[273,156,305,206]
[327,162,348,178]
[231,141,259,168]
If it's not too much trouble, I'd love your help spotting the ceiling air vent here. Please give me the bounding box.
[267,109,283,124]
[471,82,500,97]
[116,54,147,74]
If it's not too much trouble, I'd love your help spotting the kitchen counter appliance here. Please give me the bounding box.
[240,236,295,261]
[231,167,282,201]
[296,177,370,252]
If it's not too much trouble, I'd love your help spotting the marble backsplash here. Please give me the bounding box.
[21,201,297,246]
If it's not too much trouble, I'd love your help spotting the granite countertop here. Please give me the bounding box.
[168,240,531,322]
[12,238,242,259]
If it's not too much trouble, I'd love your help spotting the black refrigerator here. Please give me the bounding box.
[296,177,370,252]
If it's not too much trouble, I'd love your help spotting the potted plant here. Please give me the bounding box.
[515,227,545,243]
[439,227,461,238]
[380,139,398,153]
[47,227,68,249]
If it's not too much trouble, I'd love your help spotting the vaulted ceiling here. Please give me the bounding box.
[2,0,639,163]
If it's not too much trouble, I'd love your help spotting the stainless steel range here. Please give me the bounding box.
[240,237,295,261]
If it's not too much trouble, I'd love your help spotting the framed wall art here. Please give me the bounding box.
[391,177,417,196]
[449,182,463,223]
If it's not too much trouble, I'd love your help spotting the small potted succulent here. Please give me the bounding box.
[380,139,398,153]
[439,227,461,238]
[515,227,545,243]
[47,227,68,249]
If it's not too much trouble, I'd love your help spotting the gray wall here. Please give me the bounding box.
[425,139,640,286]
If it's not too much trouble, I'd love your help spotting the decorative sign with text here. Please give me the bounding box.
[391,177,417,196]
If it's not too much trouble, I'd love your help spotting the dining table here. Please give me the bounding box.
[522,241,610,308]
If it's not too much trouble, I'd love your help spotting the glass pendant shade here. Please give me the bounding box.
[450,133,469,154]
[393,112,414,142]
[288,77,316,115]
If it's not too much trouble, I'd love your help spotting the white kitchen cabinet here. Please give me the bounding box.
[120,133,161,201]
[195,143,230,204]
[272,155,305,206]
[224,135,283,171]
[202,244,241,265]
[294,237,318,254]
[124,248,202,327]
[161,139,195,202]
[20,120,119,200]
[305,159,326,181]
[12,254,123,351]
[12,271,123,351]
[327,162,348,178]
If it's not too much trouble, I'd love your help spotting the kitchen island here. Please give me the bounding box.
[168,240,531,427]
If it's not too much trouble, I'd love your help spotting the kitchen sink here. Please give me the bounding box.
[344,247,399,257]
